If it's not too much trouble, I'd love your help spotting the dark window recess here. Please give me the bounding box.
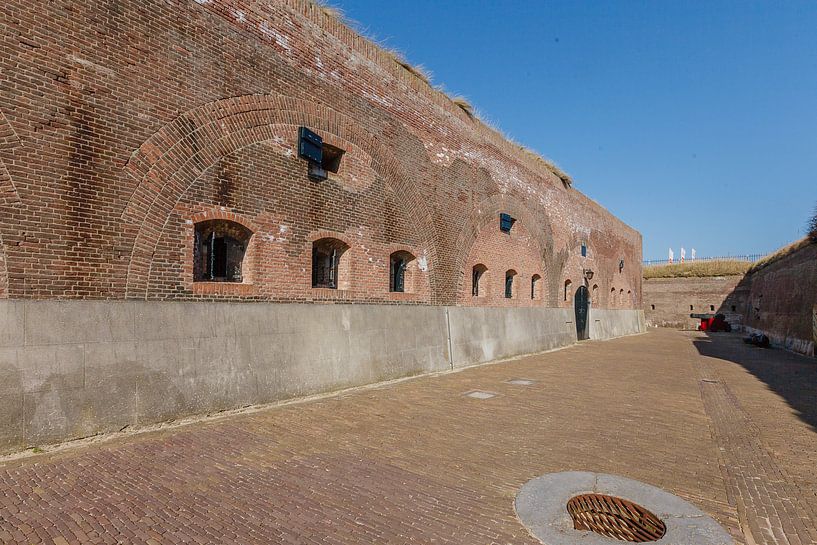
[321,143,344,173]
[194,220,251,282]
[710,305,715,311]
[499,213,515,233]
[581,242,587,257]
[505,271,515,298]
[690,305,694,311]
[731,305,737,312]
[390,255,407,293]
[651,304,655,310]
[312,244,342,289]
[531,276,540,299]
[472,265,487,296]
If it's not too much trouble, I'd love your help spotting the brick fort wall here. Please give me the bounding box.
[0,0,642,306]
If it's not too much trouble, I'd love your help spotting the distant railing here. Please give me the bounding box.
[643,254,766,266]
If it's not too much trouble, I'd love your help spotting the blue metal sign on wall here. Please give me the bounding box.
[298,127,323,163]
[500,213,515,233]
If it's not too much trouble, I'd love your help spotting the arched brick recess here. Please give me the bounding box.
[452,193,556,304]
[189,209,261,233]
[122,95,436,299]
[0,110,21,207]
[0,111,21,297]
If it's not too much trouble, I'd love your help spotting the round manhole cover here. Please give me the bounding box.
[515,472,734,545]
[566,493,666,542]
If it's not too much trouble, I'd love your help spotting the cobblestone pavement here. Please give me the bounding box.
[1,329,815,545]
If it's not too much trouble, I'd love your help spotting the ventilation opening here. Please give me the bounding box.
[650,304,655,310]
[320,143,344,173]
[566,494,666,542]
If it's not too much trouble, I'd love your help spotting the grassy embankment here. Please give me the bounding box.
[643,260,752,279]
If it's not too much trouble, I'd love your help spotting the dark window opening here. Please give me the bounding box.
[531,274,541,300]
[690,305,694,311]
[499,213,515,233]
[389,251,415,293]
[731,305,736,312]
[505,270,517,299]
[321,143,345,173]
[710,305,715,311]
[581,241,587,257]
[651,304,655,310]
[193,220,252,282]
[472,264,487,297]
[312,238,349,289]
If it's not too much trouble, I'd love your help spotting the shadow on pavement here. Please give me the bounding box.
[692,332,817,433]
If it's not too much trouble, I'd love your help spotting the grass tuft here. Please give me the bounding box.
[451,96,475,119]
[643,260,752,279]
[518,146,573,187]
[382,49,433,87]
[312,0,345,21]
[809,204,817,241]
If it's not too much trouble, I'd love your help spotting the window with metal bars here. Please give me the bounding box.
[389,251,414,293]
[193,220,252,282]
[312,238,349,289]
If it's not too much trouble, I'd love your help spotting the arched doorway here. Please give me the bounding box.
[574,285,590,340]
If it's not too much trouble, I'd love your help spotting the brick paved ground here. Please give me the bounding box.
[0,329,815,545]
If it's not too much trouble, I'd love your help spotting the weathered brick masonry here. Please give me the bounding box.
[0,0,650,450]
[0,0,641,305]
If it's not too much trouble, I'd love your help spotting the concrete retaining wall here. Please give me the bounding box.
[589,308,646,340]
[0,300,644,452]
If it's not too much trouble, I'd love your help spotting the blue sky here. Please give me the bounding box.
[331,1,817,261]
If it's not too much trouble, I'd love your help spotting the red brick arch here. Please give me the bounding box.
[452,193,555,301]
[122,94,436,299]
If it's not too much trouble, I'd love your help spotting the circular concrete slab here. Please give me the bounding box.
[515,472,734,545]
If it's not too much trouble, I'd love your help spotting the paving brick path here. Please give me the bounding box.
[0,329,815,544]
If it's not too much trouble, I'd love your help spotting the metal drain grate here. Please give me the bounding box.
[566,494,666,542]
[506,379,535,386]
[463,390,496,399]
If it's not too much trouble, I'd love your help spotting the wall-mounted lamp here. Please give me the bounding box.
[583,268,594,281]
[619,259,625,273]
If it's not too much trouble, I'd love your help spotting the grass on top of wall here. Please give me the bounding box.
[747,237,815,274]
[643,260,752,279]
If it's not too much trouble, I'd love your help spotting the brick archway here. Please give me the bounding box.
[122,94,436,299]
[452,193,555,302]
